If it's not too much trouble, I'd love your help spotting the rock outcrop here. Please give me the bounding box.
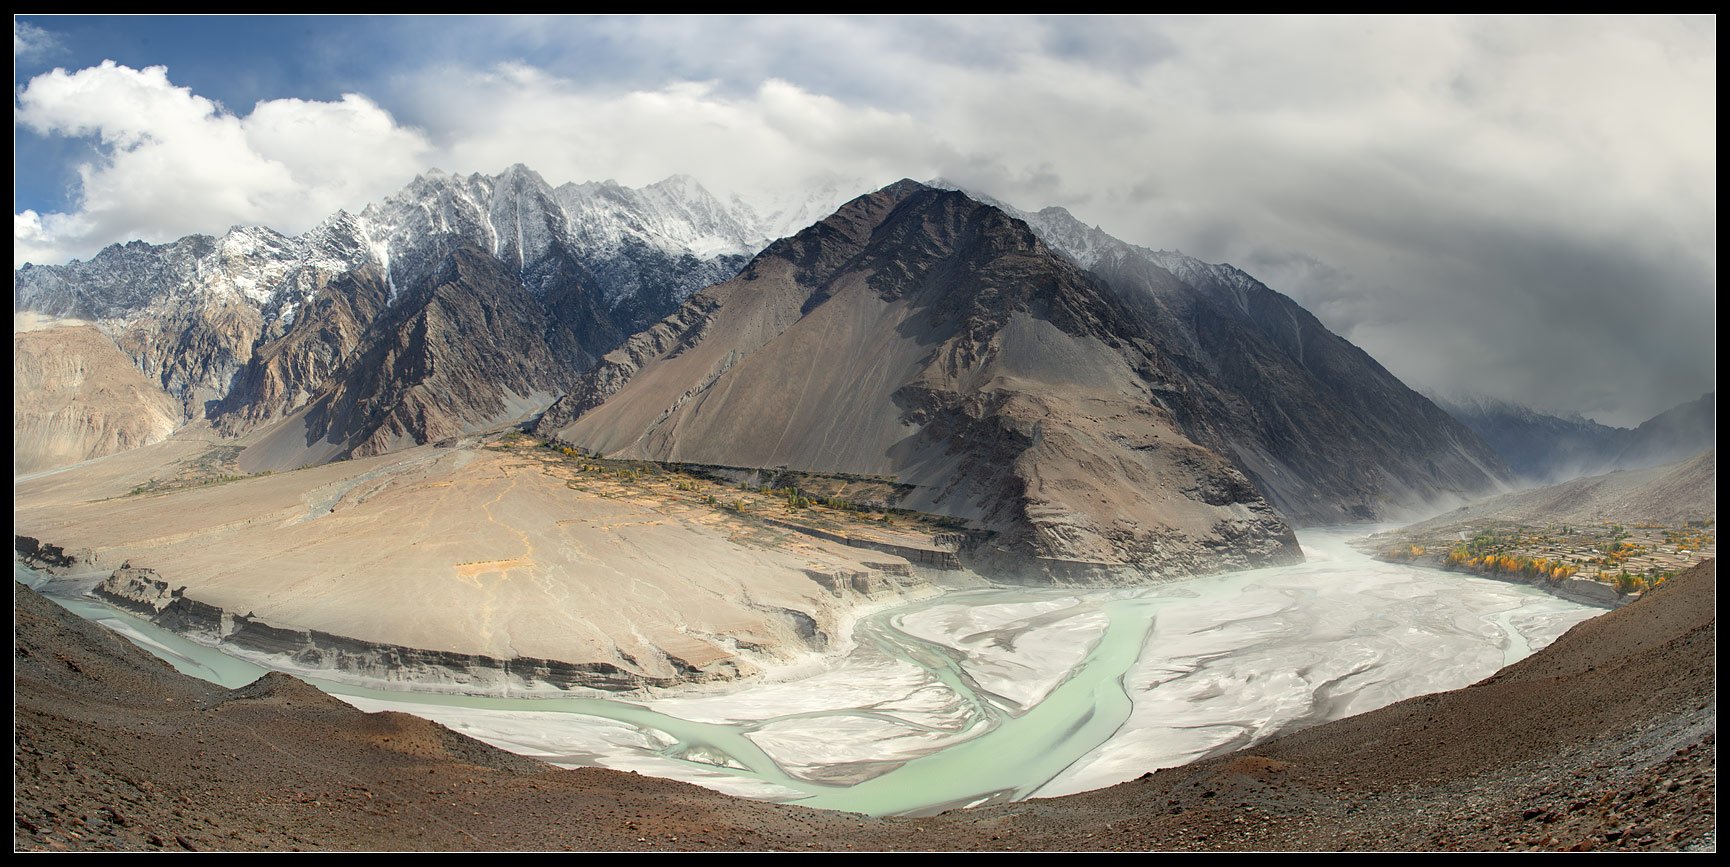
[91,559,733,691]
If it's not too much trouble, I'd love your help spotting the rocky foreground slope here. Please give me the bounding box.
[16,560,1714,851]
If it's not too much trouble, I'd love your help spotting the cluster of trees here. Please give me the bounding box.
[763,485,867,513]
[543,439,601,460]
[1593,539,1642,568]
[1606,569,1675,594]
[128,472,252,497]
[1380,544,1427,562]
[1444,545,1580,582]
[1662,528,1715,552]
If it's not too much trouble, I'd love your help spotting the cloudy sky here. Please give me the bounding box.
[12,15,1716,426]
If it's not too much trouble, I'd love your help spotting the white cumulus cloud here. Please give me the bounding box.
[14,61,431,267]
[403,64,941,204]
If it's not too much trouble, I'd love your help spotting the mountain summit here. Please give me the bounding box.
[540,181,1277,576]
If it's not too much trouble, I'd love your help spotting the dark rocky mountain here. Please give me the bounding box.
[540,182,1511,575]
[541,181,1303,578]
[1435,392,1716,484]
[538,181,1508,575]
[232,247,591,470]
[1431,394,1627,484]
[1084,250,1506,525]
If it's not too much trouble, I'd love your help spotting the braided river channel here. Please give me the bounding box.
[21,527,1599,817]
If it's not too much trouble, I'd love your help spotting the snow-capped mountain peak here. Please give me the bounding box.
[554,174,765,262]
[11,165,801,417]
[924,177,1270,310]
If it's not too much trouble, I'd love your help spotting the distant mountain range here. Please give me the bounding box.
[15,169,1511,574]
[1431,392,1715,485]
[14,167,850,471]
[1395,449,1716,534]
[14,167,846,421]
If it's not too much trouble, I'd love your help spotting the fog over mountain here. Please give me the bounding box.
[1433,392,1716,485]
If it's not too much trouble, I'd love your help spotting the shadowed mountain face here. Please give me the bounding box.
[211,265,397,437]
[936,187,1513,525]
[299,248,587,464]
[1084,252,1508,525]
[539,182,1307,578]
[539,181,1513,573]
[224,247,594,470]
[1432,394,1629,485]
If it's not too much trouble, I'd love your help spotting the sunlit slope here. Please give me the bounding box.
[14,324,181,475]
[14,437,937,684]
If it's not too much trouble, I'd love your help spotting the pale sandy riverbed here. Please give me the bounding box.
[25,526,1600,816]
